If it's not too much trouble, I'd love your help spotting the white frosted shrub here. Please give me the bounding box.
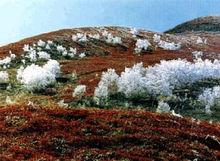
[79,53,86,59]
[62,50,68,56]
[112,37,122,44]
[17,64,56,91]
[118,63,148,97]
[16,66,24,81]
[130,28,139,37]
[95,59,220,103]
[0,71,9,83]
[70,47,77,54]
[43,59,60,77]
[196,37,207,45]
[102,30,109,37]
[73,31,122,44]
[24,47,37,62]
[134,39,151,53]
[0,57,11,66]
[106,33,114,43]
[69,47,77,58]
[88,34,100,40]
[101,30,122,44]
[198,86,220,114]
[158,40,181,50]
[9,51,16,59]
[145,59,220,96]
[37,51,51,60]
[45,44,51,50]
[47,40,53,45]
[94,69,119,104]
[156,101,171,113]
[57,45,66,53]
[192,51,203,59]
[0,51,16,67]
[153,34,161,43]
[23,44,30,52]
[73,85,86,97]
[17,60,60,91]
[37,40,46,47]
[23,39,78,62]
[72,33,88,42]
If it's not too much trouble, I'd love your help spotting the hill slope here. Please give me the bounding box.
[166,16,220,34]
[0,25,220,160]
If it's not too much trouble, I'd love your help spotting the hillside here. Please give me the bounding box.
[0,25,220,160]
[1,26,220,99]
[166,16,220,34]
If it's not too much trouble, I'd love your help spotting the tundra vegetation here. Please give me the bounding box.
[0,25,220,160]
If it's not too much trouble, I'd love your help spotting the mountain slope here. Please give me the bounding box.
[166,16,220,34]
[0,25,220,160]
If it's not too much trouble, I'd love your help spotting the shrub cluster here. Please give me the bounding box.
[94,59,220,113]
[17,59,60,91]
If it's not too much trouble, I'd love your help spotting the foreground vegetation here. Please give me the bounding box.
[0,105,219,160]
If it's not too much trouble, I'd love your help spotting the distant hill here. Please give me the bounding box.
[166,16,220,34]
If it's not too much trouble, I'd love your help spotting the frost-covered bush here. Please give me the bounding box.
[153,34,161,43]
[57,45,66,53]
[23,39,78,61]
[69,47,77,58]
[17,60,60,91]
[118,63,148,98]
[101,30,122,44]
[112,36,122,44]
[94,69,119,105]
[156,101,170,113]
[73,85,86,97]
[198,86,220,114]
[0,51,16,68]
[130,28,139,37]
[72,33,88,42]
[79,53,86,59]
[72,30,122,45]
[37,39,46,47]
[0,71,9,83]
[192,51,203,59]
[23,44,31,52]
[43,59,60,76]
[26,50,37,62]
[158,40,181,50]
[37,51,51,60]
[88,33,100,40]
[94,59,220,104]
[17,64,55,91]
[102,30,109,37]
[145,59,220,96]
[134,39,151,54]
[196,37,207,45]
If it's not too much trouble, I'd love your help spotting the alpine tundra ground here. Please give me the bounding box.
[0,16,220,160]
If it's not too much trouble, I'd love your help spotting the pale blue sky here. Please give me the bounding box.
[0,0,220,45]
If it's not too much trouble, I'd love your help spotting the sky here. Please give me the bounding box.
[0,0,220,45]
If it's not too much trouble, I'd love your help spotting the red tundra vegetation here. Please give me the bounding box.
[0,105,219,160]
[0,25,220,160]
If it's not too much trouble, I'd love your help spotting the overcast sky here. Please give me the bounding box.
[0,0,220,45]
